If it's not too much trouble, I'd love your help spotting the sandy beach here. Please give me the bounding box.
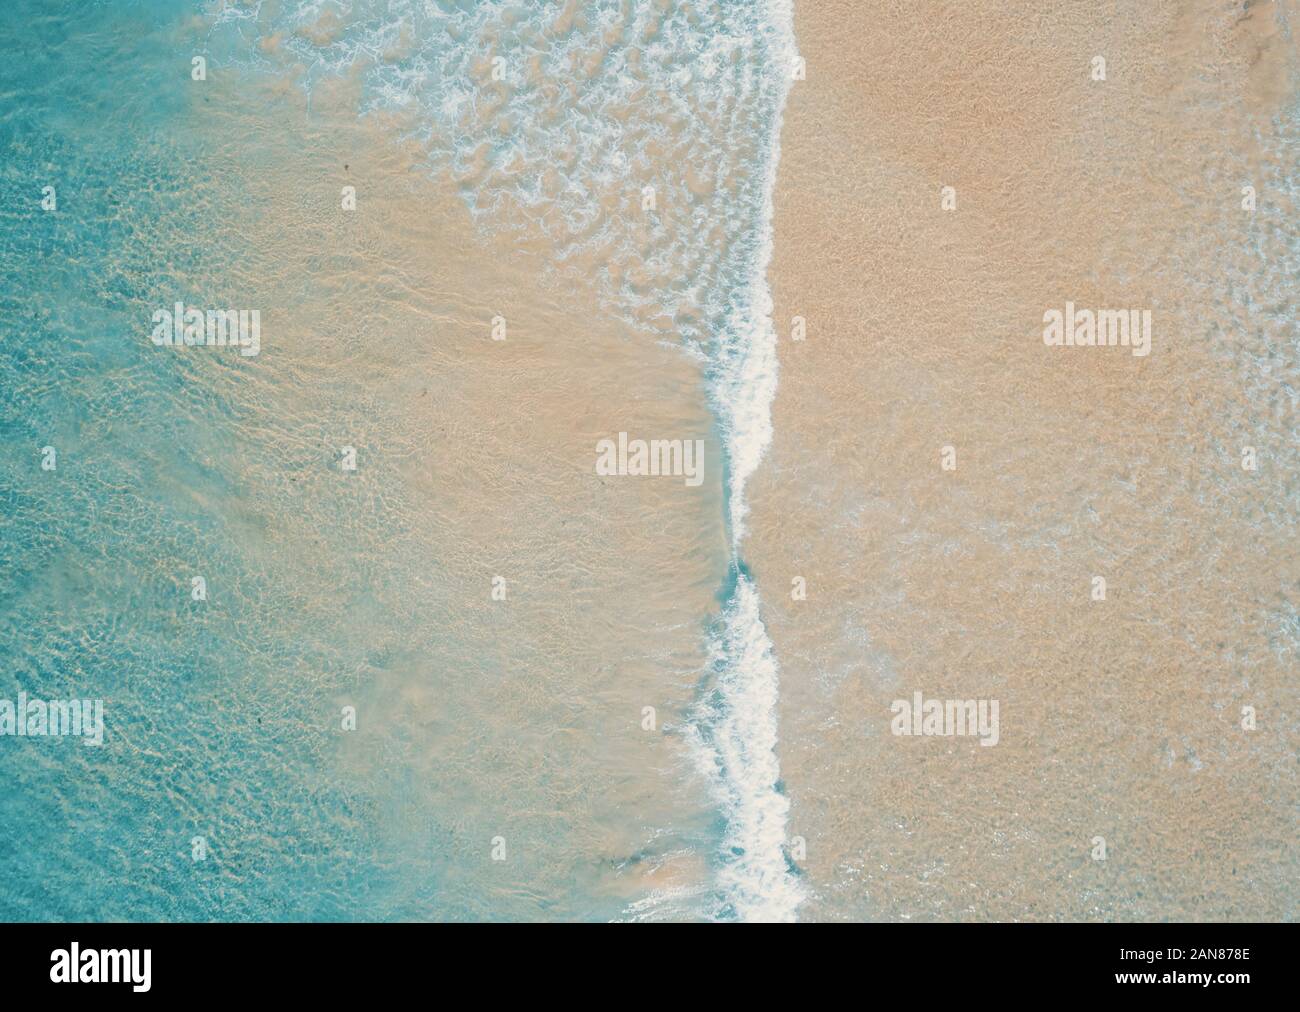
[2,0,1293,924]
[755,0,1298,919]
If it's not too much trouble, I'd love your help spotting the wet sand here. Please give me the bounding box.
[181,68,733,918]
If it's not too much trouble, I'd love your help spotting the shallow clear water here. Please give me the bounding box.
[1,0,801,921]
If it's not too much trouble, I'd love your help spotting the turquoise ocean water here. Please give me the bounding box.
[1,0,801,921]
[1,0,405,920]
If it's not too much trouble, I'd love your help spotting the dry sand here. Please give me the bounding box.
[755,0,1298,920]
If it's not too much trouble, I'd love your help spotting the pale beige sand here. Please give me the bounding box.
[756,0,1297,920]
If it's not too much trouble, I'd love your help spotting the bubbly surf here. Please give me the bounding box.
[207,0,804,921]
[692,1,805,923]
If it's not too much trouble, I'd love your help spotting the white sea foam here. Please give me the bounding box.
[708,1,795,543]
[690,0,806,922]
[688,571,804,922]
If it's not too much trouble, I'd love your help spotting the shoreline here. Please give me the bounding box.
[682,0,805,922]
